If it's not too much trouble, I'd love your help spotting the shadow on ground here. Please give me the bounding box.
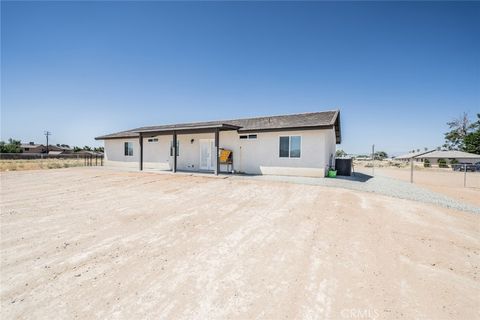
[336,172,373,182]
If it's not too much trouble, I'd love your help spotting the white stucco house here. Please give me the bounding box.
[95,110,342,177]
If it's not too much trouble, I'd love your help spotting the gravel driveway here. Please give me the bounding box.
[232,172,480,214]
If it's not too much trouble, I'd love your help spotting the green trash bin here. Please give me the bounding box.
[328,169,337,178]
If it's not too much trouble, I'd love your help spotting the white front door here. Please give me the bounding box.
[199,139,215,170]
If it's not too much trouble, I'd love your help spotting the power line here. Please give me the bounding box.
[44,131,52,153]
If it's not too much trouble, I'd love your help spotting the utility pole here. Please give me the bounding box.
[44,131,51,154]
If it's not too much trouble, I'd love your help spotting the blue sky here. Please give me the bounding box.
[1,1,479,154]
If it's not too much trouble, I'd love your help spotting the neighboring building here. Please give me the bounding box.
[19,142,75,154]
[417,150,480,166]
[95,110,342,177]
[48,145,73,154]
[394,150,433,162]
[20,142,46,153]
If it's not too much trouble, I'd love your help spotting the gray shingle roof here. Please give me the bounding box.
[95,110,341,143]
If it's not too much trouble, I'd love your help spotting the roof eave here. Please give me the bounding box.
[134,123,241,134]
[332,110,341,144]
[95,135,138,140]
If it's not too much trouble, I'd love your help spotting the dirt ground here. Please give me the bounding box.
[1,168,479,319]
[357,166,480,207]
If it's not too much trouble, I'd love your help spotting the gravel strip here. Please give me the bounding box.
[231,173,480,214]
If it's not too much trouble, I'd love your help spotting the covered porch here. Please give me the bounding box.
[136,123,240,175]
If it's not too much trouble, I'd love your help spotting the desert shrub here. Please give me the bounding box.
[424,159,431,167]
[437,158,448,168]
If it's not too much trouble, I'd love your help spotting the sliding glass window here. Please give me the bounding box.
[279,136,301,158]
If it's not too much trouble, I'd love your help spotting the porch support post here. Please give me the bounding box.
[139,133,143,171]
[214,128,219,175]
[172,131,177,173]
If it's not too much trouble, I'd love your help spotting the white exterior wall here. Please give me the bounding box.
[326,126,337,169]
[103,128,337,177]
[220,129,334,177]
[104,138,139,168]
[104,136,171,170]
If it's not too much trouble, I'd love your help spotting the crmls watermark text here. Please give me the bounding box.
[340,308,380,319]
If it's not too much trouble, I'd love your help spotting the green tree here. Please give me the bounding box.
[83,145,92,151]
[450,158,459,165]
[463,131,480,154]
[374,151,388,160]
[335,149,347,157]
[0,138,22,153]
[463,114,480,154]
[424,159,431,168]
[444,112,470,150]
[438,158,448,168]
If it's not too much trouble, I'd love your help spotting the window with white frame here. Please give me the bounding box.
[124,142,133,156]
[279,136,301,158]
[239,134,257,140]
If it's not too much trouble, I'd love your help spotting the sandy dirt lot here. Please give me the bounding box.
[1,168,479,319]
[357,166,480,207]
